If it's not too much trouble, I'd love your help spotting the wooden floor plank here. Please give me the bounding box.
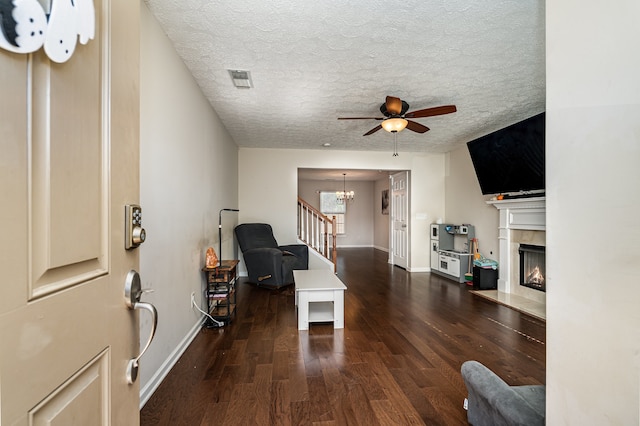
[307,375,335,422]
[141,247,546,425]
[252,364,273,425]
[199,401,228,426]
[370,399,424,426]
[290,400,311,426]
[269,379,291,426]
[288,359,309,402]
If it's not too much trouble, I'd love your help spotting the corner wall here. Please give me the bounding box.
[546,1,640,423]
[139,3,238,404]
[373,177,391,251]
[445,147,499,261]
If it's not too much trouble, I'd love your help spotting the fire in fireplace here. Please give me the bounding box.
[518,244,546,292]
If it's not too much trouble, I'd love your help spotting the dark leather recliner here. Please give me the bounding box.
[234,223,309,288]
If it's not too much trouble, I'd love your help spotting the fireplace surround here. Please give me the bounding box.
[487,197,546,301]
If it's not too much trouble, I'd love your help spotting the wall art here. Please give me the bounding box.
[0,0,95,63]
[381,189,389,215]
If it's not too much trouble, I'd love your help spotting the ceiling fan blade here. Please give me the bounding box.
[406,120,430,133]
[385,96,403,115]
[405,105,457,119]
[338,117,383,120]
[364,125,383,136]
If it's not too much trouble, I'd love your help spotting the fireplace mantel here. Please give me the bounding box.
[486,196,545,231]
[487,196,546,293]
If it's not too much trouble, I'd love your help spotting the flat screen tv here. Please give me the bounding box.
[467,112,545,196]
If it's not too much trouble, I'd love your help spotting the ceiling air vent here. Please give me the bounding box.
[228,70,252,89]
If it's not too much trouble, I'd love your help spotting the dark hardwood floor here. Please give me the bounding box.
[140,248,545,425]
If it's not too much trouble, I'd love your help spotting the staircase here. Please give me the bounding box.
[297,197,337,272]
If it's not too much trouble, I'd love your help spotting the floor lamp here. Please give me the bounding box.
[219,208,239,263]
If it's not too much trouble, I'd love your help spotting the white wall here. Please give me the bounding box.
[139,3,238,405]
[445,147,499,260]
[373,177,390,251]
[409,157,447,270]
[239,148,445,272]
[546,1,640,423]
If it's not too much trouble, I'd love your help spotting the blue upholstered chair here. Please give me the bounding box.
[461,360,545,426]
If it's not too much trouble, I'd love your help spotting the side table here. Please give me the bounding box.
[202,260,239,327]
[294,269,347,331]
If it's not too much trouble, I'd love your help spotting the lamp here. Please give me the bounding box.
[218,208,239,263]
[381,117,408,133]
[336,173,355,204]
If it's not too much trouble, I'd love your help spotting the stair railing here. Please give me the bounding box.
[297,197,337,272]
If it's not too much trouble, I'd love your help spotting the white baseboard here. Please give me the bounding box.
[139,319,203,409]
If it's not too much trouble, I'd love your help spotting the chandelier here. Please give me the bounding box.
[336,173,354,204]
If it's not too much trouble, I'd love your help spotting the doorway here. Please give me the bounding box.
[390,171,410,269]
[297,168,409,265]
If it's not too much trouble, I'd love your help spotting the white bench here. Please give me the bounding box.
[294,269,347,331]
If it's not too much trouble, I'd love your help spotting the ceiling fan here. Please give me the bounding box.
[338,96,457,136]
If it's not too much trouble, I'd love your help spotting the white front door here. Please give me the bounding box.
[390,171,410,269]
[0,1,142,424]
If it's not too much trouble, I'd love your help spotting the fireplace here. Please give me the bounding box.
[487,196,545,297]
[485,197,546,318]
[519,244,545,292]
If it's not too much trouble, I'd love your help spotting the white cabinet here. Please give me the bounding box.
[434,252,472,283]
[431,241,440,271]
[439,255,461,278]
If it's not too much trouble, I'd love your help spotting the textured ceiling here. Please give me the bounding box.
[298,168,389,182]
[145,0,545,155]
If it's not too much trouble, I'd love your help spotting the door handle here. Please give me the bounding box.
[124,270,158,384]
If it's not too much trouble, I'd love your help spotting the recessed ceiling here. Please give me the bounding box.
[145,0,545,154]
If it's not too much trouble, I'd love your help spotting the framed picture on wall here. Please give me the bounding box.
[381,189,389,215]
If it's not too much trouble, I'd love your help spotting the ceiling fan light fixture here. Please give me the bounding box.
[381,117,408,133]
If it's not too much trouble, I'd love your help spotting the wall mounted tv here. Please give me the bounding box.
[467,112,545,196]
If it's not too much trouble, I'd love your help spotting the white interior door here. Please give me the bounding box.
[390,171,410,269]
[0,1,142,424]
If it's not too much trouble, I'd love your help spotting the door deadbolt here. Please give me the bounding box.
[125,204,146,250]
